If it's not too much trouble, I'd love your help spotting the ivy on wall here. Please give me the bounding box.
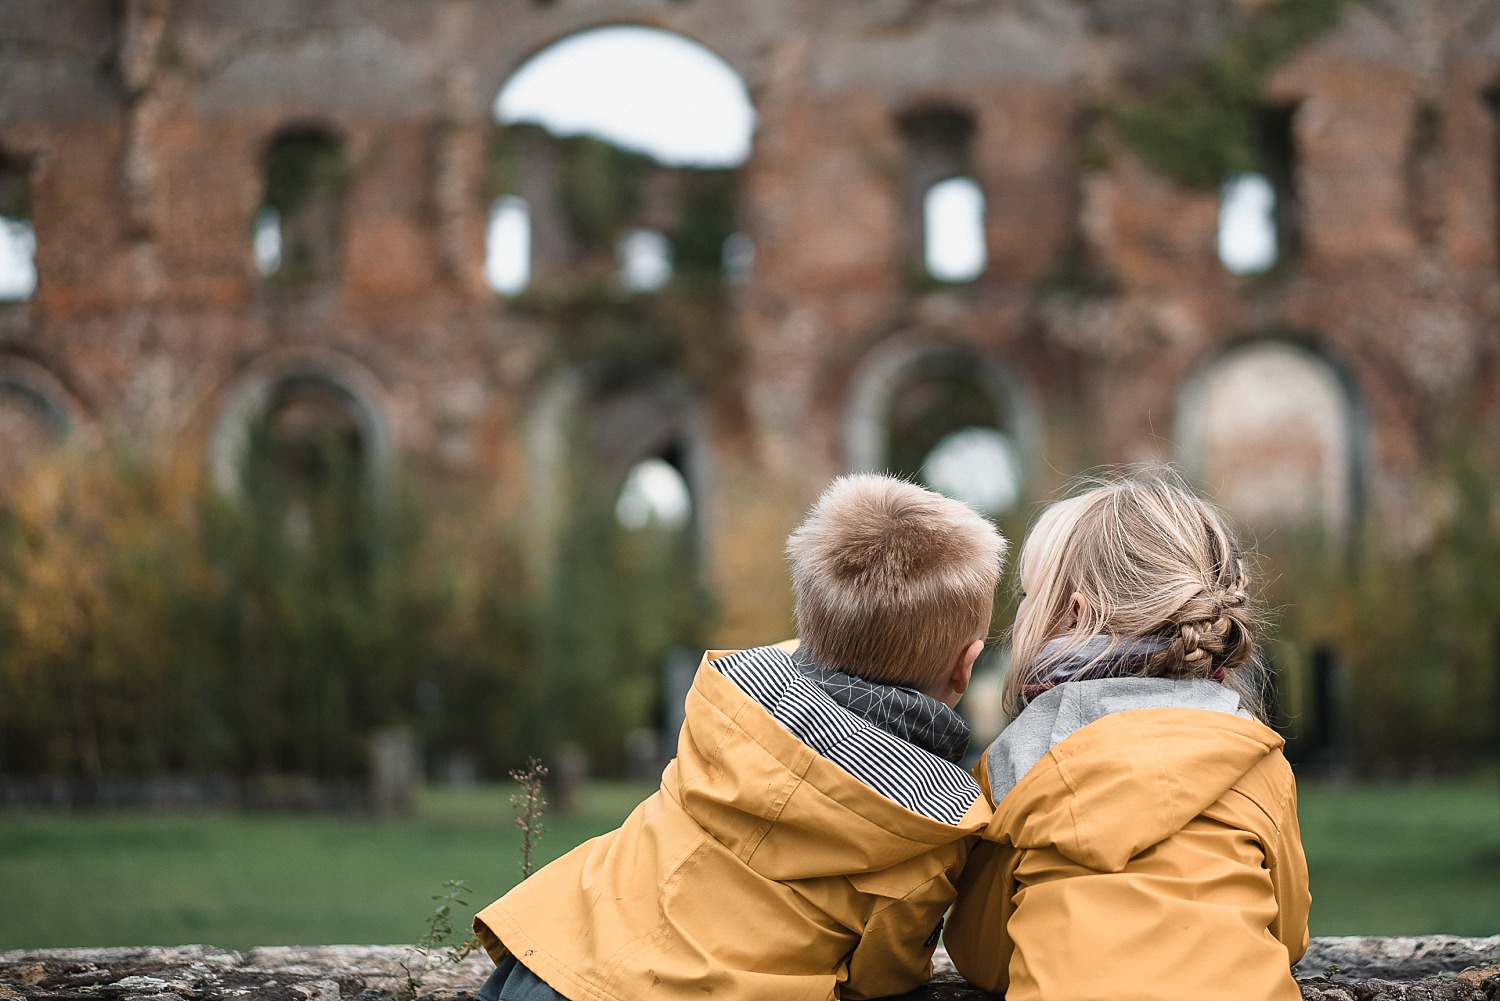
[1111,0,1358,188]
[490,124,742,396]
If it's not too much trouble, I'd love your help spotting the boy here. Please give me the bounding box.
[473,474,1006,1001]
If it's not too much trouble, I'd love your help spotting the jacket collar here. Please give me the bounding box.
[989,676,1248,802]
[790,646,971,765]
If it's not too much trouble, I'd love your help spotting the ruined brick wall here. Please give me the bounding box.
[2,0,1498,643]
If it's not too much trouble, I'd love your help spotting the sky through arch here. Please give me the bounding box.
[494,26,756,168]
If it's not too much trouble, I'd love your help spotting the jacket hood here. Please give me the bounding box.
[986,678,1283,873]
[664,648,989,883]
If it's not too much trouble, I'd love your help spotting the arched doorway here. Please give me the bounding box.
[209,357,392,505]
[1176,339,1361,538]
[530,362,710,775]
[844,340,1037,750]
[845,341,1035,519]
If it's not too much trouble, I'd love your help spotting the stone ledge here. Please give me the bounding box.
[2,939,1497,1001]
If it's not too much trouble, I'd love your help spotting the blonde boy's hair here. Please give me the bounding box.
[1001,469,1265,719]
[787,474,1007,689]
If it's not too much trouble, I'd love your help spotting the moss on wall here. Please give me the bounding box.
[491,125,737,276]
[671,169,736,275]
[558,137,649,249]
[491,124,741,394]
[1112,0,1358,188]
[490,125,656,251]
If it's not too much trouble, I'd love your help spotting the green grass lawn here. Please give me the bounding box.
[1,777,1497,950]
[1298,777,1500,936]
[0,782,655,952]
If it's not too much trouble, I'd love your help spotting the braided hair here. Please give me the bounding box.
[1002,469,1266,720]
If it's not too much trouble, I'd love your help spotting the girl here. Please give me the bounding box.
[945,472,1310,1001]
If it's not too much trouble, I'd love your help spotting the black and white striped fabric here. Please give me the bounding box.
[716,646,982,825]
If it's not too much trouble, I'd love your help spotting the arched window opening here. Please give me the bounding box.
[258,129,347,284]
[1218,106,1299,275]
[616,456,692,531]
[1177,341,1357,538]
[253,208,282,276]
[883,351,1022,517]
[1218,173,1276,274]
[489,28,752,293]
[1484,88,1500,266]
[1407,101,1443,248]
[485,195,531,295]
[0,154,36,302]
[924,177,987,283]
[900,108,985,284]
[617,227,672,292]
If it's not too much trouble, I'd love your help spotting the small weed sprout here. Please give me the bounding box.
[402,758,550,998]
[510,757,549,879]
[400,880,477,999]
[427,879,482,964]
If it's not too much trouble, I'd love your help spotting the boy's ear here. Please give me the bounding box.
[951,639,984,696]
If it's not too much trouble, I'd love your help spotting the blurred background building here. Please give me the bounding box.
[0,0,1496,791]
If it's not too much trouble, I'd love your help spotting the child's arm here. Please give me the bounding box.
[940,839,1016,995]
[839,884,951,1001]
[937,759,1015,995]
[1268,781,1312,964]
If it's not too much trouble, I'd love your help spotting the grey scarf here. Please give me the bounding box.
[791,646,971,764]
[1022,634,1181,700]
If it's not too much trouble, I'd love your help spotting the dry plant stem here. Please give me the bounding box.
[510,757,549,880]
[402,758,549,997]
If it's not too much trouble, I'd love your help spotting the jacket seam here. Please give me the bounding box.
[843,869,951,997]
[741,758,808,864]
[699,675,812,863]
[594,835,714,994]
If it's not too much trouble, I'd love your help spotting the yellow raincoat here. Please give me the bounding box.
[475,647,992,1001]
[945,702,1310,1001]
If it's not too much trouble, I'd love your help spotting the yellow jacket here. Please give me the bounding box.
[475,647,992,1001]
[946,686,1310,1001]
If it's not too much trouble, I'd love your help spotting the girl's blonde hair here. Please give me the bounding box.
[1001,470,1266,720]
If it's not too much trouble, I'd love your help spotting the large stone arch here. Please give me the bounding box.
[474,17,763,112]
[843,337,1040,512]
[208,350,394,499]
[528,359,711,569]
[527,359,713,767]
[482,22,757,294]
[1175,337,1364,539]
